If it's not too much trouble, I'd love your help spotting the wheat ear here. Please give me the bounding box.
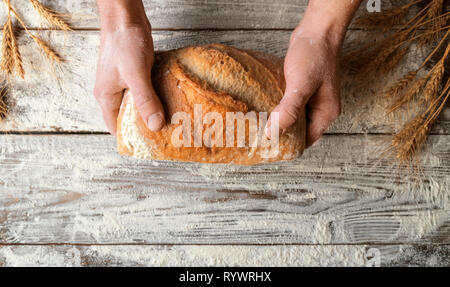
[423,60,445,103]
[384,28,449,103]
[354,0,426,30]
[422,41,450,103]
[30,35,62,62]
[9,5,63,62]
[9,27,24,79]
[388,75,429,114]
[384,71,417,99]
[387,40,448,113]
[1,21,14,76]
[28,0,71,31]
[420,0,446,45]
[4,3,25,79]
[0,83,7,120]
[390,114,429,166]
[390,54,450,167]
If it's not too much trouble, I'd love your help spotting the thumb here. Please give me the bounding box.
[305,84,341,147]
[265,71,318,138]
[127,74,165,132]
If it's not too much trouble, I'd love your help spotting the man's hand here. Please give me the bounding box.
[267,0,362,147]
[273,30,341,147]
[94,0,165,135]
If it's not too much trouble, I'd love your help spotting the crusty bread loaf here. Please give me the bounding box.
[117,43,305,165]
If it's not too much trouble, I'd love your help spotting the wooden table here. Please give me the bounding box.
[0,0,449,267]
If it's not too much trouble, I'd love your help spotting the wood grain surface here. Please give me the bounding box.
[0,0,448,266]
[0,135,448,244]
[1,30,448,134]
[1,244,448,267]
[0,0,411,29]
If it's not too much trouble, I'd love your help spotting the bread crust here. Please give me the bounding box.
[117,44,305,165]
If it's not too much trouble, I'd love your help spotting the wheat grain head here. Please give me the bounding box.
[384,71,418,98]
[30,35,62,62]
[1,20,14,76]
[388,75,429,113]
[6,18,24,79]
[423,60,445,102]
[28,0,71,31]
[391,114,430,166]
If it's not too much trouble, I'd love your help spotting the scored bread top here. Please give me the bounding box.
[117,43,305,165]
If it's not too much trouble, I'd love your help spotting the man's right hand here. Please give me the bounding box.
[94,0,165,135]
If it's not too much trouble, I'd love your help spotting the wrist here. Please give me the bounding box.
[294,0,361,50]
[97,0,149,32]
[293,20,344,53]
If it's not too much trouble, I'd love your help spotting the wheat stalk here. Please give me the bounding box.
[1,20,14,76]
[0,0,67,119]
[426,79,450,125]
[388,75,429,113]
[4,1,25,79]
[350,8,449,75]
[349,1,450,169]
[354,0,426,30]
[354,6,410,31]
[387,41,449,113]
[428,0,444,17]
[9,24,24,79]
[389,53,450,167]
[381,46,410,74]
[423,0,445,44]
[360,18,448,75]
[28,0,71,31]
[29,35,62,62]
[8,4,63,62]
[358,29,409,73]
[342,11,449,74]
[384,71,418,99]
[0,2,13,118]
[423,60,445,103]
[0,83,7,120]
[391,114,430,166]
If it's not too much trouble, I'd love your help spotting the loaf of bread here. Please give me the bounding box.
[117,43,306,165]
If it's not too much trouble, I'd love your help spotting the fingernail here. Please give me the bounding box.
[147,113,165,132]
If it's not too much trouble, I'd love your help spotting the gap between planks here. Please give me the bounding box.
[0,243,449,246]
[0,244,448,267]
[0,0,414,30]
[1,134,448,245]
[1,30,448,134]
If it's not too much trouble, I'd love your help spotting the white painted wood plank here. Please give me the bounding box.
[372,244,450,267]
[0,244,448,267]
[0,244,368,267]
[0,0,410,29]
[0,134,448,244]
[1,30,448,133]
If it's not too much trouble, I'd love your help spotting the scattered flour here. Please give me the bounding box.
[0,4,447,266]
[0,245,367,267]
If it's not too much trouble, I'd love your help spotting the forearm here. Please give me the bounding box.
[97,0,149,31]
[295,0,362,48]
